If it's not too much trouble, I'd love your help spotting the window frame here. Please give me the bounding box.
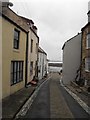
[30,61,33,75]
[11,61,24,86]
[13,29,20,49]
[85,58,90,72]
[31,39,33,53]
[36,43,38,54]
[86,33,90,49]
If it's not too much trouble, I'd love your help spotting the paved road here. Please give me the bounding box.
[23,73,89,119]
[23,79,50,118]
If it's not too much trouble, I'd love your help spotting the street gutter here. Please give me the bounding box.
[60,80,90,115]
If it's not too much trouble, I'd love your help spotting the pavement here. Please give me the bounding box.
[65,81,90,108]
[2,76,47,119]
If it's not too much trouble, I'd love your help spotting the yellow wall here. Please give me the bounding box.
[0,16,2,100]
[2,17,26,99]
[27,30,38,83]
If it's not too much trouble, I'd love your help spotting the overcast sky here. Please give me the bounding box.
[9,0,89,61]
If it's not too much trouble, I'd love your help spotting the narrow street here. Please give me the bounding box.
[22,73,89,118]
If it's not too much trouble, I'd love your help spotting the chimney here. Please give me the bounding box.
[32,26,37,34]
[0,0,9,2]
[1,0,13,7]
[88,1,90,23]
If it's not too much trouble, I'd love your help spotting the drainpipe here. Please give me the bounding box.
[25,31,29,87]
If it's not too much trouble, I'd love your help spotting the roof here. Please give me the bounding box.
[62,33,81,50]
[87,10,90,15]
[81,22,90,31]
[20,16,39,40]
[38,47,47,55]
[1,6,29,33]
[20,16,34,24]
[32,25,37,30]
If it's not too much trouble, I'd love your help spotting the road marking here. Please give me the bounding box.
[15,77,51,119]
[59,80,90,115]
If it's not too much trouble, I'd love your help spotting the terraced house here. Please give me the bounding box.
[80,11,90,89]
[1,2,40,99]
[20,16,39,84]
[1,2,29,99]
[38,47,47,80]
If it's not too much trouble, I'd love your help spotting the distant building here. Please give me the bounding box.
[38,47,47,80]
[62,33,81,84]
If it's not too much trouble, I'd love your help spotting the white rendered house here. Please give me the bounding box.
[62,33,81,84]
[38,47,47,80]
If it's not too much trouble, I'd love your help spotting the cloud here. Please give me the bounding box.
[10,0,89,61]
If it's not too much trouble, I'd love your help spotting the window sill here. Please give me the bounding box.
[85,70,90,73]
[13,49,20,53]
[86,48,90,50]
[11,80,23,86]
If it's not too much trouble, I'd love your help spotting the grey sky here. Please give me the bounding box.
[10,0,89,61]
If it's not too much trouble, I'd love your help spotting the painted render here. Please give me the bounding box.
[38,47,47,80]
[28,30,39,82]
[62,33,81,85]
[20,16,39,83]
[1,6,28,99]
[0,15,2,100]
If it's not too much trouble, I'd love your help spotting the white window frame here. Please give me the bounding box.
[86,33,90,49]
[85,58,90,72]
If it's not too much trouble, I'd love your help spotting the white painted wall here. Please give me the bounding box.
[38,51,47,80]
[62,33,81,85]
[38,52,43,80]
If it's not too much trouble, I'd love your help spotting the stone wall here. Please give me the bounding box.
[81,24,90,86]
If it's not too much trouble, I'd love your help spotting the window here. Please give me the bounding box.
[31,39,33,53]
[86,33,90,48]
[85,58,90,72]
[11,61,23,85]
[36,43,38,53]
[14,29,20,49]
[30,62,33,75]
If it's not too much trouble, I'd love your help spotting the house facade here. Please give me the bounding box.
[0,3,2,100]
[80,11,90,87]
[38,47,47,80]
[62,33,81,85]
[29,26,39,82]
[20,16,39,84]
[1,5,29,99]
